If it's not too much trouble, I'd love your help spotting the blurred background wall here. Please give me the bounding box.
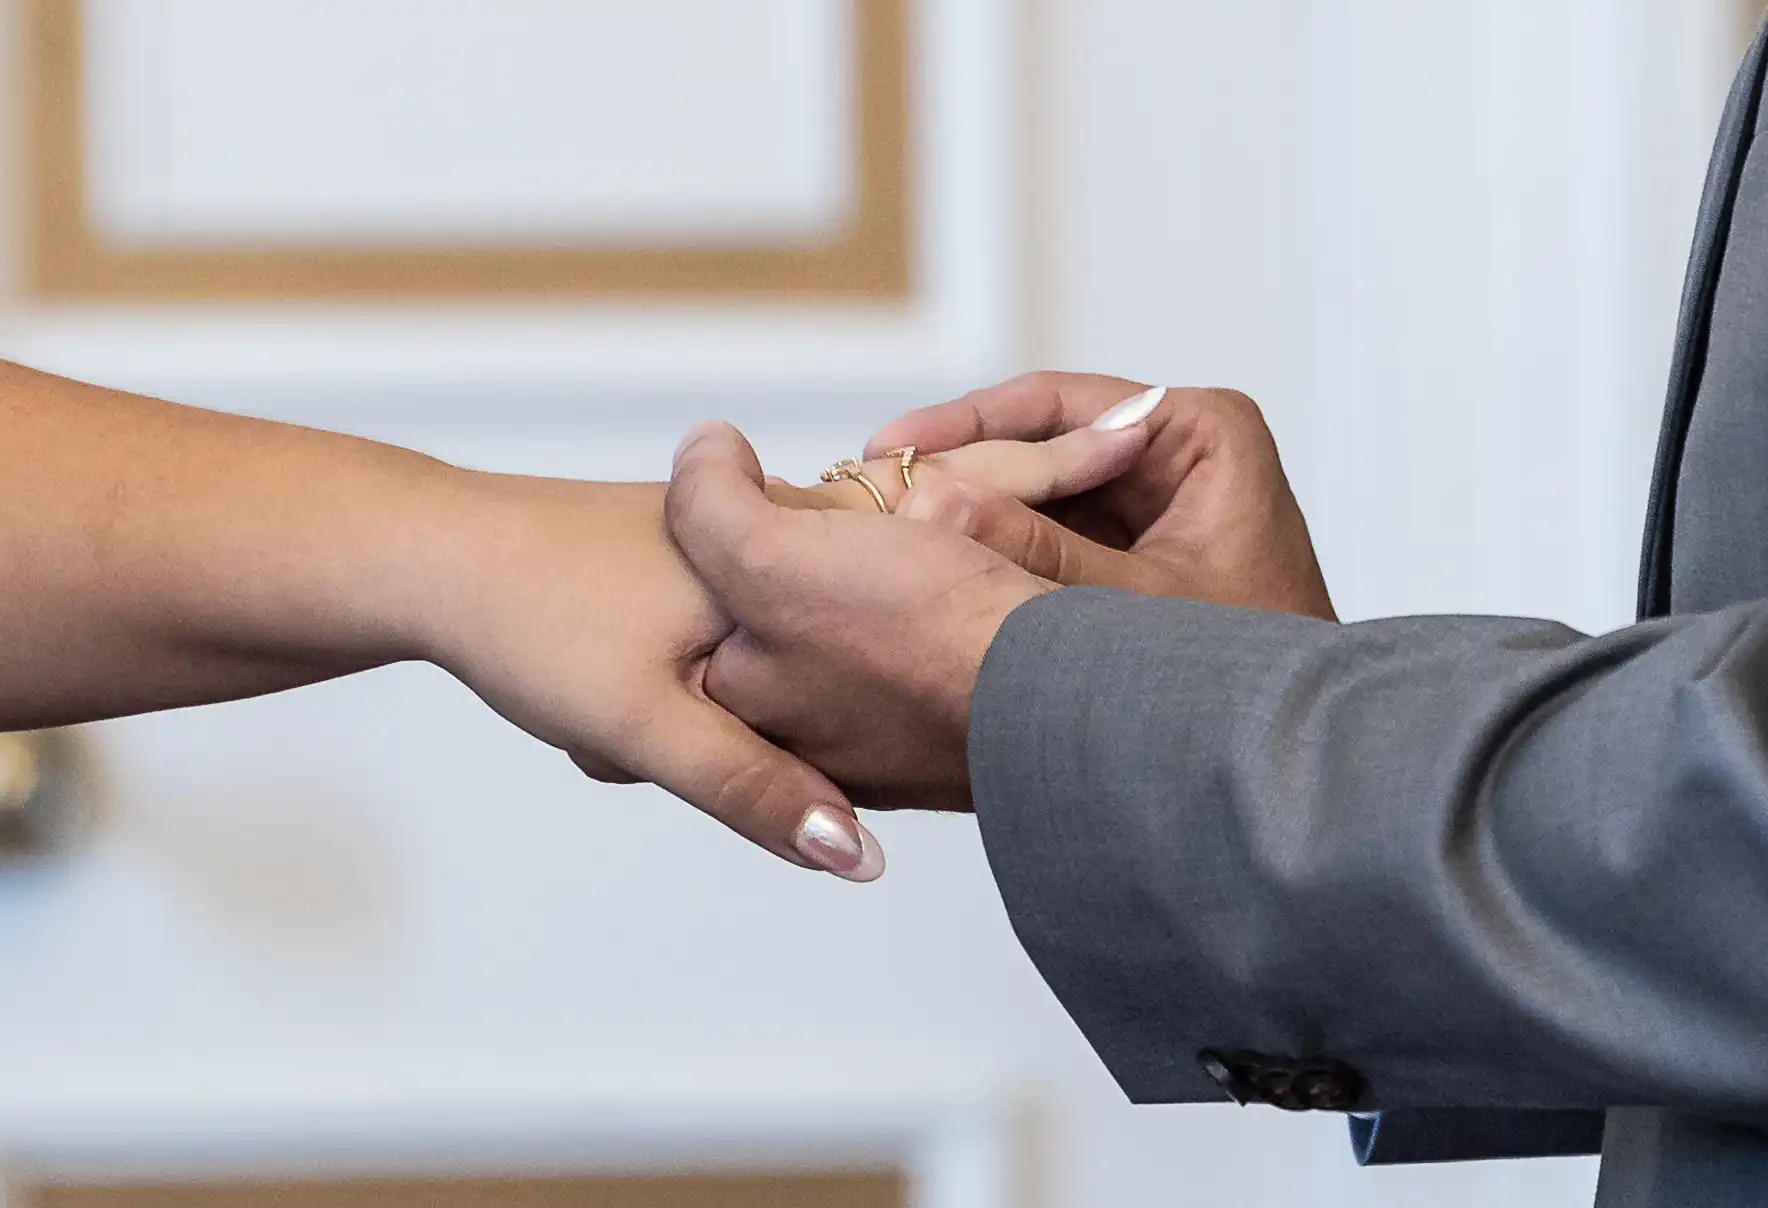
[0,2,1755,1206]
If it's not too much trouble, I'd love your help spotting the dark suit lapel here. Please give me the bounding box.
[1638,18,1768,620]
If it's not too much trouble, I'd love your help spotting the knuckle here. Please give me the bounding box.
[701,635,762,711]
[1017,369,1067,394]
[1190,390,1280,463]
[703,640,804,747]
[906,479,972,530]
[1204,389,1268,432]
[708,754,807,838]
[995,370,1072,414]
[1022,517,1072,582]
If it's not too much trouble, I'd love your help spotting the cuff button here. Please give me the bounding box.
[1293,1063,1364,1112]
[1197,1050,1365,1113]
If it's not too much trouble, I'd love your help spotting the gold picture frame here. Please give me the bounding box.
[22,0,914,303]
[27,1171,906,1208]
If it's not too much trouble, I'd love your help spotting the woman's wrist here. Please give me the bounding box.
[387,461,526,676]
[397,471,677,685]
[398,458,992,682]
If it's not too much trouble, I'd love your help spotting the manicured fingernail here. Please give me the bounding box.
[844,820,887,883]
[793,805,865,875]
[901,482,980,534]
[1090,386,1167,432]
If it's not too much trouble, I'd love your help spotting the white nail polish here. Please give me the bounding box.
[839,820,887,884]
[1090,386,1168,432]
[793,806,865,875]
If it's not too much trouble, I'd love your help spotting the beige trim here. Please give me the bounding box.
[26,1171,905,1208]
[22,0,914,303]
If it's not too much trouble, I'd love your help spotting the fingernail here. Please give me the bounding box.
[839,820,887,883]
[793,805,865,875]
[1090,386,1167,432]
[901,482,980,534]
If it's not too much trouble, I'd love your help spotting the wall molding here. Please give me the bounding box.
[0,0,1020,405]
[23,0,913,304]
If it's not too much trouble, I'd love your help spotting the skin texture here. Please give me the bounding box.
[0,361,856,872]
[0,361,1148,880]
[668,423,1050,813]
[679,372,1336,814]
[867,372,1336,621]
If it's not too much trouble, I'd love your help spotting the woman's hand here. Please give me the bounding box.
[412,474,884,882]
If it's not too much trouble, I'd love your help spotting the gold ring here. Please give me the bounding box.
[880,446,919,491]
[820,458,890,513]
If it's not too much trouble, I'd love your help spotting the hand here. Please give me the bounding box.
[421,474,898,880]
[421,423,1145,878]
[867,373,1336,621]
[770,416,1153,517]
[667,423,1050,813]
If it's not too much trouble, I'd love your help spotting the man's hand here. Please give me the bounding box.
[667,422,1049,812]
[869,372,1336,621]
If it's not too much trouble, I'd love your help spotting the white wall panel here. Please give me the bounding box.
[1051,0,1733,638]
[5,0,1019,396]
[86,0,853,245]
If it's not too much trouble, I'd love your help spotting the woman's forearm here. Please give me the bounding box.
[0,361,1153,878]
[0,361,450,727]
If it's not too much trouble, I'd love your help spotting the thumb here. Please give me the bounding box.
[901,479,1164,593]
[613,691,886,883]
[666,421,791,616]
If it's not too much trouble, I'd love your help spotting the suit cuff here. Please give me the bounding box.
[1349,1110,1605,1165]
[966,587,1338,1106]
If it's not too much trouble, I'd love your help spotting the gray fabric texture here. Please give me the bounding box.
[965,14,1768,1200]
[1595,1110,1768,1207]
[970,591,1768,1114]
[1639,10,1768,617]
[1350,1109,1606,1167]
[1673,20,1768,616]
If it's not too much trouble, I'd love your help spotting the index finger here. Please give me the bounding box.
[865,372,1154,458]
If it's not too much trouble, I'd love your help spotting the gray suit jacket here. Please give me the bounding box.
[967,17,1768,1208]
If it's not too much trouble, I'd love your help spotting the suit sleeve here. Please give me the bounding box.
[967,587,1768,1118]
